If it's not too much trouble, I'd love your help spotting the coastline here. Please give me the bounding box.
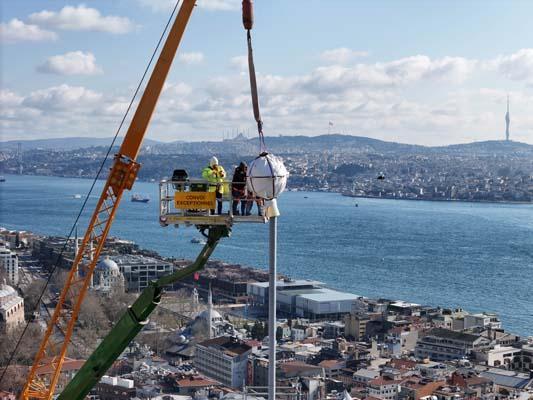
[2,173,532,206]
[339,191,533,205]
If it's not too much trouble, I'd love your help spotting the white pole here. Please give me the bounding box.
[268,215,277,400]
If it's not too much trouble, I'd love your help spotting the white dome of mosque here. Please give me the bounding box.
[96,257,120,275]
[198,309,223,323]
[0,284,16,299]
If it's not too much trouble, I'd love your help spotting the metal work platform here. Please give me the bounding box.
[159,179,268,227]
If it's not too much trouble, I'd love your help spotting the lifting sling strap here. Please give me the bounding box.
[243,0,267,153]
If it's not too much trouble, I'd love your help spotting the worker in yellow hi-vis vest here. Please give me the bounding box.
[202,156,226,214]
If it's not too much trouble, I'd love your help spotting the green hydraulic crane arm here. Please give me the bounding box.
[58,226,230,400]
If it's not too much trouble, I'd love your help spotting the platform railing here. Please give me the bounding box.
[159,179,266,227]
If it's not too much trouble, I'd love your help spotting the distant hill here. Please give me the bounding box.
[0,137,164,151]
[2,134,532,155]
[435,140,533,155]
[151,134,426,156]
[159,134,533,156]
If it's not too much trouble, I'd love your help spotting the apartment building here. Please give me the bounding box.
[194,337,251,389]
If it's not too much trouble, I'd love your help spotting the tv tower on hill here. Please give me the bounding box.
[505,95,510,141]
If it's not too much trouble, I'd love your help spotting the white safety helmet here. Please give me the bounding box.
[209,156,219,167]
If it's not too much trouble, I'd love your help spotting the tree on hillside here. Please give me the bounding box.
[251,321,265,340]
[22,278,46,320]
[276,326,283,341]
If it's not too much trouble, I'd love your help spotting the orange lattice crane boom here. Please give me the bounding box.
[21,1,197,398]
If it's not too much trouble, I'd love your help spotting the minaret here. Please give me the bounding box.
[505,95,510,141]
[74,226,79,278]
[192,287,199,313]
[207,286,213,339]
[74,226,79,259]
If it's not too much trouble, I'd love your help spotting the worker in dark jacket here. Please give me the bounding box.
[231,162,247,215]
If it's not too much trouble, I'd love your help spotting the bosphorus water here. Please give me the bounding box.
[1,174,532,336]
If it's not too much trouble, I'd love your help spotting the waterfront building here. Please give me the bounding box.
[194,337,251,389]
[247,279,323,306]
[110,254,174,292]
[414,328,490,361]
[0,243,18,286]
[464,313,501,330]
[0,282,24,332]
[247,279,359,320]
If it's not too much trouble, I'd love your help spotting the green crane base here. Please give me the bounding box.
[58,226,230,400]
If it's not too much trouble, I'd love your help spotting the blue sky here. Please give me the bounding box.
[2,0,533,145]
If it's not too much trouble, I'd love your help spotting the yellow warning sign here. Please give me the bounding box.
[174,192,216,210]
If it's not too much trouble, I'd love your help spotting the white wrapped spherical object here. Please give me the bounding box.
[247,152,289,200]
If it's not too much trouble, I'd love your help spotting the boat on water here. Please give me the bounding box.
[73,194,82,199]
[0,176,5,182]
[131,194,150,203]
[190,238,206,244]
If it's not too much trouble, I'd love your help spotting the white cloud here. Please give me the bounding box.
[320,48,368,64]
[23,84,102,110]
[37,51,103,76]
[4,49,533,144]
[301,55,475,93]
[0,18,58,43]
[0,90,24,107]
[197,0,240,11]
[230,55,248,71]
[163,82,193,97]
[136,0,175,12]
[380,55,475,85]
[28,5,133,34]
[178,52,205,65]
[102,101,130,116]
[488,48,533,82]
[138,0,239,12]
